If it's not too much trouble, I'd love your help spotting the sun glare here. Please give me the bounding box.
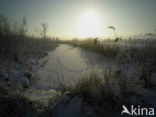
[77,10,101,38]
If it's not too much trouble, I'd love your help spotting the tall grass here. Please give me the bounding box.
[69,39,119,58]
[0,14,57,83]
[0,14,57,117]
[0,36,56,60]
[66,38,156,71]
[58,67,144,113]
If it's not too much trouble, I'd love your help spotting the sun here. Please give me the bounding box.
[77,10,101,38]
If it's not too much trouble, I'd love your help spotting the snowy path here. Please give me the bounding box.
[24,44,112,102]
[31,44,107,88]
[23,44,156,113]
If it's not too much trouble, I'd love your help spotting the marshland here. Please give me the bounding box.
[0,0,156,117]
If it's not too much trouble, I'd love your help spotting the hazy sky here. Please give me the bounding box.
[0,0,156,38]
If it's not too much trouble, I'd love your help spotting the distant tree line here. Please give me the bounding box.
[0,14,49,39]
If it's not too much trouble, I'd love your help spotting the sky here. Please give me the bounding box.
[0,0,156,39]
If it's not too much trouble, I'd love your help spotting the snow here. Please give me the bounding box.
[31,44,120,89]
[22,44,156,116]
[51,95,99,117]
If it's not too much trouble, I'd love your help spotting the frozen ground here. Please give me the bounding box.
[23,44,156,116]
[24,44,108,103]
[32,44,106,89]
[29,44,134,89]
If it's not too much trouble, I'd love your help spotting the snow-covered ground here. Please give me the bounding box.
[30,44,135,88]
[24,44,108,103]
[31,44,111,89]
[23,44,156,117]
[24,44,122,106]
